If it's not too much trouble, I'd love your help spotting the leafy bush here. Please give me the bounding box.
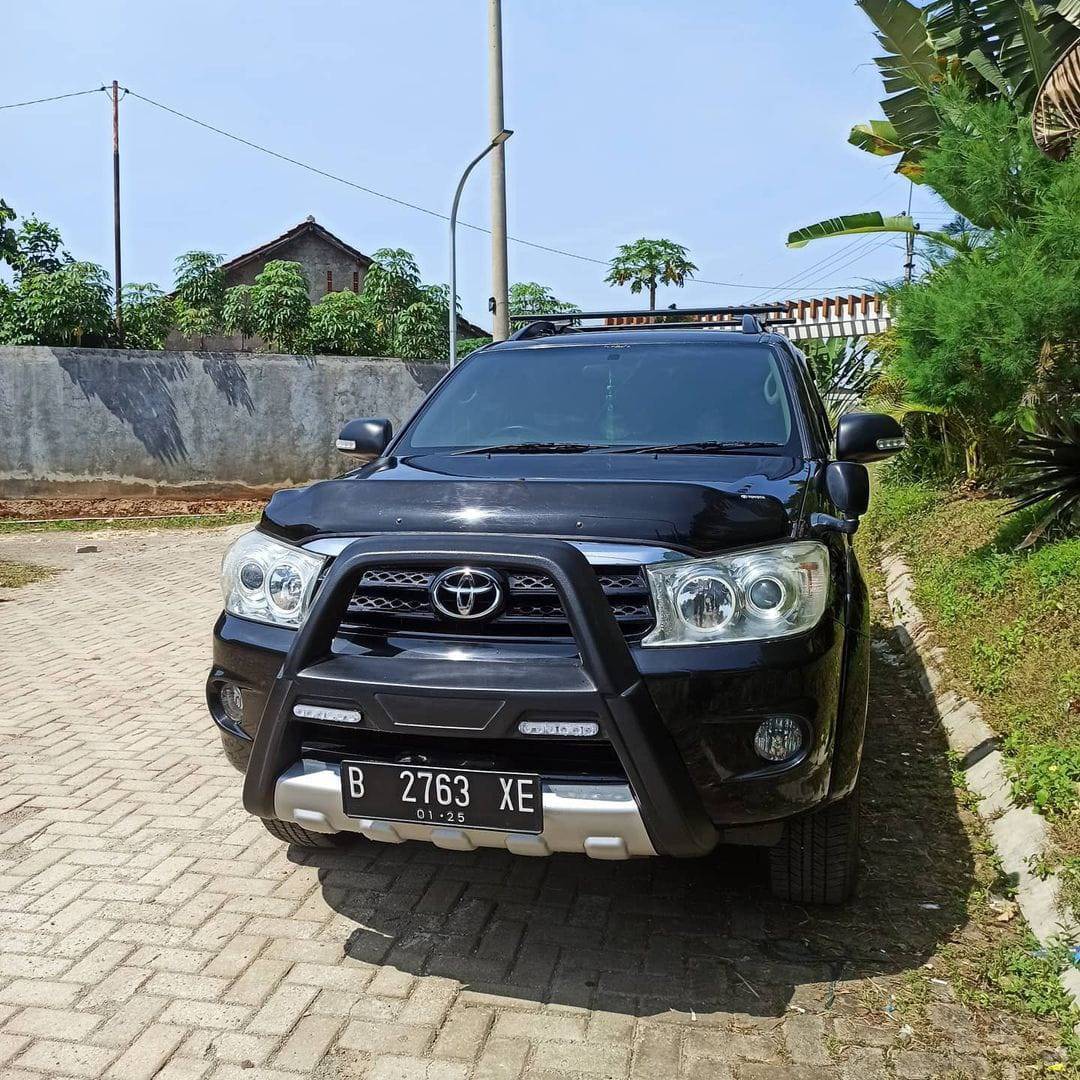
[120,283,173,350]
[884,94,1080,477]
[1004,727,1080,816]
[456,337,487,360]
[304,290,378,356]
[13,262,113,346]
[173,251,225,347]
[221,285,256,349]
[508,282,579,317]
[250,260,310,353]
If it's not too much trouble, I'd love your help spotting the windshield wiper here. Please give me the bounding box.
[453,442,613,456]
[611,440,785,454]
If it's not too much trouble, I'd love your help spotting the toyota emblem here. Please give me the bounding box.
[430,567,504,621]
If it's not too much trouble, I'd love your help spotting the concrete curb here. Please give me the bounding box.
[881,550,1080,1008]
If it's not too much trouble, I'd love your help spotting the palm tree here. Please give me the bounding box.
[604,239,698,310]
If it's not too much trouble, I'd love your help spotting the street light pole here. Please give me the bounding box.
[449,129,513,368]
[489,0,510,342]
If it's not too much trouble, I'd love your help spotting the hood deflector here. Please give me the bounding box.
[260,478,791,555]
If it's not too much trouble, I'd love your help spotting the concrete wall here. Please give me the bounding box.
[0,346,446,499]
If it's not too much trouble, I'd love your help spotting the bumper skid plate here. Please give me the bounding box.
[276,759,656,859]
[243,535,719,859]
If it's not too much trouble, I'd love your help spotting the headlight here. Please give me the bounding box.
[642,541,829,646]
[221,531,326,628]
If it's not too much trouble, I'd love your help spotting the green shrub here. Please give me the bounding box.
[1004,723,1080,818]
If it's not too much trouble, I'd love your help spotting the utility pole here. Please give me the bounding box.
[902,181,915,285]
[488,0,510,341]
[111,80,123,342]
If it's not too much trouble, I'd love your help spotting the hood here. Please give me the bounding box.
[260,451,811,555]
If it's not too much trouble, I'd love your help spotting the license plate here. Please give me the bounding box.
[340,760,543,834]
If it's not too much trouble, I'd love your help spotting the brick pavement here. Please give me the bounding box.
[0,527,1061,1078]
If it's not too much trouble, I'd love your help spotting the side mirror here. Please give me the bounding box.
[811,461,870,536]
[836,412,905,464]
[336,418,393,457]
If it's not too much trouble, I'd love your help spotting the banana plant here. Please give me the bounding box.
[850,0,1080,177]
[1033,35,1080,157]
[786,212,968,251]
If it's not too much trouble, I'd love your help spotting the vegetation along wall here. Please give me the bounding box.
[0,347,445,498]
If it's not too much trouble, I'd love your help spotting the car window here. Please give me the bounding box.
[401,342,798,452]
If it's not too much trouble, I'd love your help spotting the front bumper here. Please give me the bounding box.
[276,760,655,859]
[213,534,866,858]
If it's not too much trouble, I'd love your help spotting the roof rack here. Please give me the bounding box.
[507,305,793,341]
[508,304,787,323]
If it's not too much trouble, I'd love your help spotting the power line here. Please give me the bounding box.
[747,234,880,303]
[5,83,895,298]
[122,89,879,294]
[0,87,106,111]
[797,235,898,291]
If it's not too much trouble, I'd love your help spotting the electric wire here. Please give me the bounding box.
[0,87,106,110]
[4,83,895,298]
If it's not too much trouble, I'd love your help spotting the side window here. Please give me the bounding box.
[783,343,832,454]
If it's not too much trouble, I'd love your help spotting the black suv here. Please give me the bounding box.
[208,308,903,904]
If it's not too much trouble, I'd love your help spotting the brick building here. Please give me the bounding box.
[169,216,487,351]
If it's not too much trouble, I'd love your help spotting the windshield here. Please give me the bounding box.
[399,341,797,453]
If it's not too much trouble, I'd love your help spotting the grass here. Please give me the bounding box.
[0,559,60,588]
[950,933,1080,1064]
[860,480,1080,922]
[0,512,258,534]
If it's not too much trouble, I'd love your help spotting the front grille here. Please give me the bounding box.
[297,724,625,780]
[339,563,654,641]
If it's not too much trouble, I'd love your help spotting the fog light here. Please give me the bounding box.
[293,703,363,725]
[220,683,245,724]
[519,721,599,737]
[753,716,804,763]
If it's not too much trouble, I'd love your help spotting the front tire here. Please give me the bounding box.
[769,784,860,905]
[261,818,345,849]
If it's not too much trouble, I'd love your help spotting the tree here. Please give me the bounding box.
[508,282,580,317]
[395,285,450,360]
[173,251,225,346]
[173,251,226,309]
[604,238,697,309]
[250,260,310,353]
[13,261,113,346]
[848,0,1080,179]
[222,285,257,350]
[359,247,423,349]
[0,202,71,280]
[304,290,379,355]
[121,283,173,350]
[9,215,69,278]
[0,200,16,271]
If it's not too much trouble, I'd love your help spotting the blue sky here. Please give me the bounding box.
[2,1,950,328]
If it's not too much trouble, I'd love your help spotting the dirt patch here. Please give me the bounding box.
[0,497,266,521]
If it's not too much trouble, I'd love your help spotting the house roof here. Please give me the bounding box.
[220,216,374,275]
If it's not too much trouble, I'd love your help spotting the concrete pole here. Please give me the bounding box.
[488,0,510,341]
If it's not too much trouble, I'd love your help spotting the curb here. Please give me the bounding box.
[881,550,1080,1008]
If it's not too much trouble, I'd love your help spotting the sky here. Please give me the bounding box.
[1,1,952,329]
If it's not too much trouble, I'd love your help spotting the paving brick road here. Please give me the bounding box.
[0,527,1062,1079]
